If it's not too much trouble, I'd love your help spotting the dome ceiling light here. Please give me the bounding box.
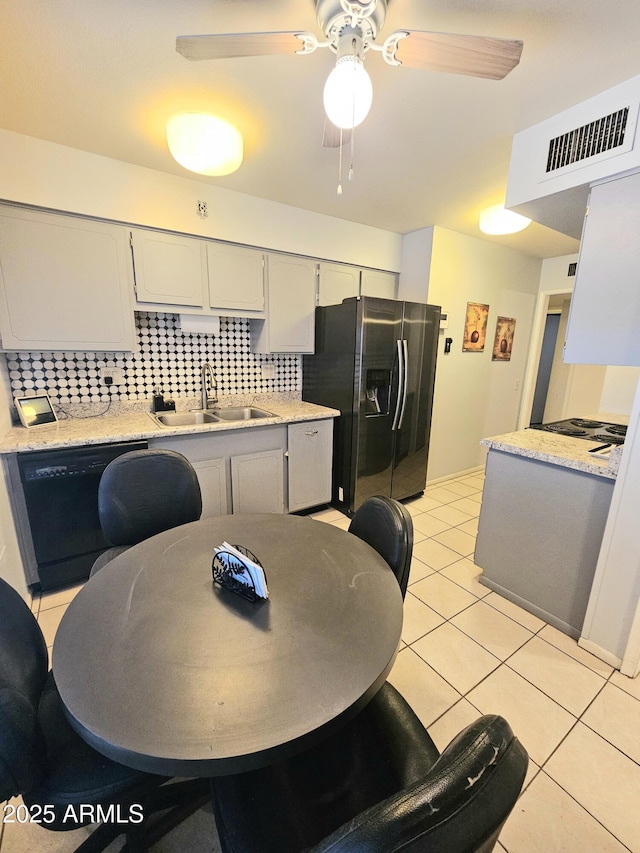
[166,113,243,176]
[479,205,532,235]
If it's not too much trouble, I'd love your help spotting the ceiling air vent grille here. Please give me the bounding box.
[546,107,629,173]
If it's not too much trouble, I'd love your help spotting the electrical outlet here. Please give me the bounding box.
[197,200,208,218]
[99,367,124,386]
[261,364,276,380]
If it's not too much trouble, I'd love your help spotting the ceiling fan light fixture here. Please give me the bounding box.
[479,205,532,235]
[166,113,243,176]
[323,55,373,129]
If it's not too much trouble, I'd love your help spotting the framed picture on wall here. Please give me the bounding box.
[462,302,489,352]
[492,317,516,361]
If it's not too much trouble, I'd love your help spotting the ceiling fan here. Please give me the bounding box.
[176,0,522,134]
[176,0,523,145]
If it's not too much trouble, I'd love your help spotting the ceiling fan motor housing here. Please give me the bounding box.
[316,0,387,49]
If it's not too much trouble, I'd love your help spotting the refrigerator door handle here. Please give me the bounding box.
[391,339,404,431]
[398,339,409,429]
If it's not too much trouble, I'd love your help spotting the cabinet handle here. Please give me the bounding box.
[305,429,319,435]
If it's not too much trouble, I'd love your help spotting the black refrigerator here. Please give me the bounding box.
[302,296,440,515]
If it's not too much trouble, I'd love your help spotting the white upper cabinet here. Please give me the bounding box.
[251,254,317,353]
[0,206,136,352]
[565,171,640,366]
[132,233,266,318]
[131,229,206,308]
[317,262,360,306]
[206,243,265,316]
[360,269,397,299]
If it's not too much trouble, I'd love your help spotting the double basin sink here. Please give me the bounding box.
[150,406,274,428]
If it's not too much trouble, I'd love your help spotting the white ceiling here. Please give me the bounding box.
[3,0,640,259]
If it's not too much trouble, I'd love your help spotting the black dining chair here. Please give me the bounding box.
[211,681,528,853]
[0,575,208,852]
[348,495,414,598]
[90,448,203,575]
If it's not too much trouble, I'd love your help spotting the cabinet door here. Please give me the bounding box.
[231,449,284,514]
[252,255,316,353]
[131,229,206,308]
[0,207,135,351]
[317,262,360,306]
[360,269,397,299]
[565,171,640,366]
[206,243,265,314]
[192,458,230,517]
[287,419,333,512]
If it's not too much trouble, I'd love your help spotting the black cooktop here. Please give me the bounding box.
[529,418,627,444]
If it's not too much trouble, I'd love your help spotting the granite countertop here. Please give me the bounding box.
[481,428,623,480]
[0,394,340,454]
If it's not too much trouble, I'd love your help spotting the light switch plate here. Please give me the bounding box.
[261,364,276,380]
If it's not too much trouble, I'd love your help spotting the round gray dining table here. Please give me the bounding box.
[52,514,403,777]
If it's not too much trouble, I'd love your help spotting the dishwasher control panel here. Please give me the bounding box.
[18,441,149,482]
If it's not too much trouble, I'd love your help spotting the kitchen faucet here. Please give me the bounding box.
[201,362,217,410]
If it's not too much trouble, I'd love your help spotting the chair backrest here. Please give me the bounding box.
[348,496,413,598]
[0,576,48,801]
[312,711,528,853]
[98,448,203,546]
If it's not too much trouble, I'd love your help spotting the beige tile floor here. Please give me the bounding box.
[3,469,640,852]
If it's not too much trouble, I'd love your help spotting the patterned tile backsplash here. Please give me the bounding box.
[1,312,301,405]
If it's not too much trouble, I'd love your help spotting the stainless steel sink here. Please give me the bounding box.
[150,411,220,427]
[213,406,274,421]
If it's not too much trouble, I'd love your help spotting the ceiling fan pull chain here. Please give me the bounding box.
[349,116,355,182]
[337,127,344,195]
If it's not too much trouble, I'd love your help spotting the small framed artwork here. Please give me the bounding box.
[492,317,516,361]
[463,302,489,352]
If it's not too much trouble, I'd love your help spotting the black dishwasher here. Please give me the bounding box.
[17,440,148,590]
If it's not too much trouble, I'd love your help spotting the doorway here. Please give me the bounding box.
[518,289,573,430]
[530,312,561,425]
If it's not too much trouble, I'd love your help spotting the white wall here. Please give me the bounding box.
[0,129,403,273]
[401,227,542,481]
[543,298,607,421]
[600,367,640,416]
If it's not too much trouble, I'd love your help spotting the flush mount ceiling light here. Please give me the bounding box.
[166,113,243,176]
[479,205,532,235]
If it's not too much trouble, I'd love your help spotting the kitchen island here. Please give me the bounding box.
[475,426,623,639]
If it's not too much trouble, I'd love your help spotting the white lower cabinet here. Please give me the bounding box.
[231,450,285,514]
[149,426,287,517]
[287,420,333,512]
[191,457,229,518]
[149,418,334,517]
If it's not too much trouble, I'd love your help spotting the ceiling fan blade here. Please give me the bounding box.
[322,120,353,148]
[390,31,523,80]
[176,32,307,61]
